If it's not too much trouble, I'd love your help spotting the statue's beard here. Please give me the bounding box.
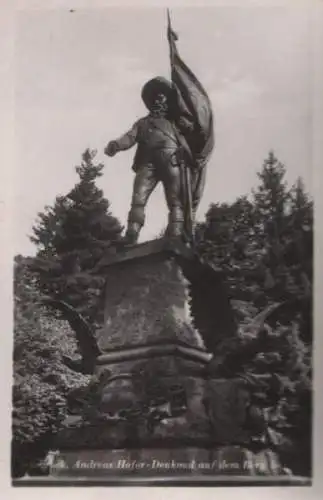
[150,101,168,118]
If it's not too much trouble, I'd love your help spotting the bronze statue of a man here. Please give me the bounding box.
[104,13,215,246]
[104,77,194,245]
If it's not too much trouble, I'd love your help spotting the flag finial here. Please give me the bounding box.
[167,8,178,42]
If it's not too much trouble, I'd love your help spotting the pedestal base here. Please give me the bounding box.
[52,239,292,483]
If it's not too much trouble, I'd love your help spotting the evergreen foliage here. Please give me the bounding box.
[196,151,313,475]
[30,149,123,324]
[197,151,312,324]
[12,256,91,477]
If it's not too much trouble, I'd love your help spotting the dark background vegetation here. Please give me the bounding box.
[12,149,313,478]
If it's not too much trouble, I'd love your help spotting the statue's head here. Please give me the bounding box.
[141,77,174,112]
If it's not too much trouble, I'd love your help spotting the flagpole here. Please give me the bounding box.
[166,9,195,245]
[167,8,174,77]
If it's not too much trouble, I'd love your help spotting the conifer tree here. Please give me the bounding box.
[285,177,313,289]
[253,151,289,237]
[197,151,313,475]
[30,149,123,324]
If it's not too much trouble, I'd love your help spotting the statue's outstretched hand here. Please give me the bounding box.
[104,141,118,157]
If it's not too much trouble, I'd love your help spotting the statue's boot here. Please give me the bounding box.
[166,205,196,245]
[164,216,192,252]
[119,222,142,247]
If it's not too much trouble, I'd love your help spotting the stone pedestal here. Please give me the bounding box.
[52,239,289,481]
[97,238,203,351]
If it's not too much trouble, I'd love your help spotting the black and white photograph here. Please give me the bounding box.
[10,3,316,487]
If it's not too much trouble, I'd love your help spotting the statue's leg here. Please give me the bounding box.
[161,162,184,239]
[126,164,158,244]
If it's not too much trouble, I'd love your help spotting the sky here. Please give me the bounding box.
[14,6,313,256]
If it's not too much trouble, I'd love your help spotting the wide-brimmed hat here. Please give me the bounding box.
[141,77,175,110]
